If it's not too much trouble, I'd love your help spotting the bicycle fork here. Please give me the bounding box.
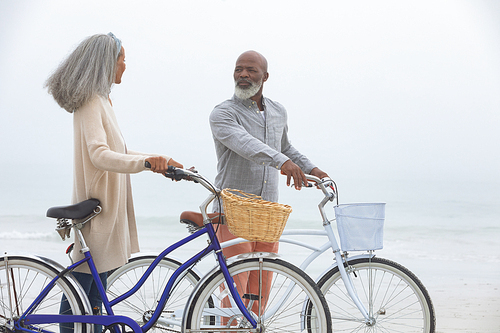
[213,247,259,330]
[3,256,16,331]
[223,257,267,330]
[325,226,374,325]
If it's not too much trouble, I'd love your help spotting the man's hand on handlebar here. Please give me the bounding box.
[281,162,331,190]
[280,160,308,190]
[310,167,329,180]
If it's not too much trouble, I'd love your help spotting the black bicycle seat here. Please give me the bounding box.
[46,199,100,220]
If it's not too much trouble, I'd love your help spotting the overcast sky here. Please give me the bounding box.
[1,0,499,215]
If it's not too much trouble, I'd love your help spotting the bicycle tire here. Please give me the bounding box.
[317,256,435,332]
[184,257,332,332]
[0,256,88,333]
[106,255,200,332]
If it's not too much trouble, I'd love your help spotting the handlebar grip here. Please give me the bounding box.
[145,161,177,180]
[145,162,176,172]
[145,163,196,182]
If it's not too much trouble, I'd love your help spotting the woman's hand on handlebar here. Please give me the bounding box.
[167,158,184,169]
[145,157,183,174]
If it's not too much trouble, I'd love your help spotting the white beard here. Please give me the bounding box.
[234,78,263,100]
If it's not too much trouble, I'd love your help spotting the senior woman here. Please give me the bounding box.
[45,33,181,332]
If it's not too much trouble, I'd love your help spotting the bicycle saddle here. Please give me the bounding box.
[46,199,101,220]
[180,211,224,229]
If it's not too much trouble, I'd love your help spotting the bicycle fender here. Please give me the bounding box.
[1,253,93,316]
[314,253,375,284]
[227,251,280,264]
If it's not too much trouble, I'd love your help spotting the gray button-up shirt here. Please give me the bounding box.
[210,95,316,208]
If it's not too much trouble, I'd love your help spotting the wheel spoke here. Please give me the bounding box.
[184,258,331,332]
[1,256,87,333]
[318,257,435,333]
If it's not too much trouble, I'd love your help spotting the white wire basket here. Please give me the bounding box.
[334,203,385,251]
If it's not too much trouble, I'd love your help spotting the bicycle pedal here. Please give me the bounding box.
[104,323,134,333]
[92,306,101,316]
[242,293,260,301]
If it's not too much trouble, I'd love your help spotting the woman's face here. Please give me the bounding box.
[114,46,126,84]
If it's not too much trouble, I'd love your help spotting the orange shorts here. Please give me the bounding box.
[216,224,279,257]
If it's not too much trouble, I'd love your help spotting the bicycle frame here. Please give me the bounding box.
[15,183,259,332]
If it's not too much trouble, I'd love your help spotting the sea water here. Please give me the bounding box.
[1,177,499,331]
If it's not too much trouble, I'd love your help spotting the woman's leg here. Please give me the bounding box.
[60,271,107,333]
[59,272,92,333]
[87,272,108,333]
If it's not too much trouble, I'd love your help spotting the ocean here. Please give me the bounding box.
[1,176,499,332]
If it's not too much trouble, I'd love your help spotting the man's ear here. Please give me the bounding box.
[263,72,269,82]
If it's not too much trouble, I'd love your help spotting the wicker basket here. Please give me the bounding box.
[221,188,292,242]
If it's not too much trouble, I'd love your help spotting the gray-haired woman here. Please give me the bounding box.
[45,33,182,333]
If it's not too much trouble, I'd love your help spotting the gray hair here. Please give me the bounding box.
[45,34,122,113]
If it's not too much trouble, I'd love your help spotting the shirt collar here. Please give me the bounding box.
[232,94,266,109]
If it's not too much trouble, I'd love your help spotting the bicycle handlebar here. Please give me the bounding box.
[304,175,337,201]
[145,162,217,194]
[145,161,337,208]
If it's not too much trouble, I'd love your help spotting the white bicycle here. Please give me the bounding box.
[108,173,435,332]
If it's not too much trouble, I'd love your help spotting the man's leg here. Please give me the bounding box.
[247,241,279,314]
[216,225,254,322]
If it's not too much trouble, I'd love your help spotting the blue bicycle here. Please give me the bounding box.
[0,167,332,333]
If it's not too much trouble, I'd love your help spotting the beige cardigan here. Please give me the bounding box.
[71,95,170,273]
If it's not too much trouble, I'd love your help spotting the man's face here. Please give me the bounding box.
[233,53,268,99]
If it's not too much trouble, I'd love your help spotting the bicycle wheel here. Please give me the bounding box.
[106,256,200,333]
[184,257,332,332]
[317,256,435,332]
[0,256,88,333]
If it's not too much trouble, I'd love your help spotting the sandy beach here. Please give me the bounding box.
[274,239,500,333]
[388,257,499,333]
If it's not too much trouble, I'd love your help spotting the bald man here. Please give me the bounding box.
[209,50,328,312]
